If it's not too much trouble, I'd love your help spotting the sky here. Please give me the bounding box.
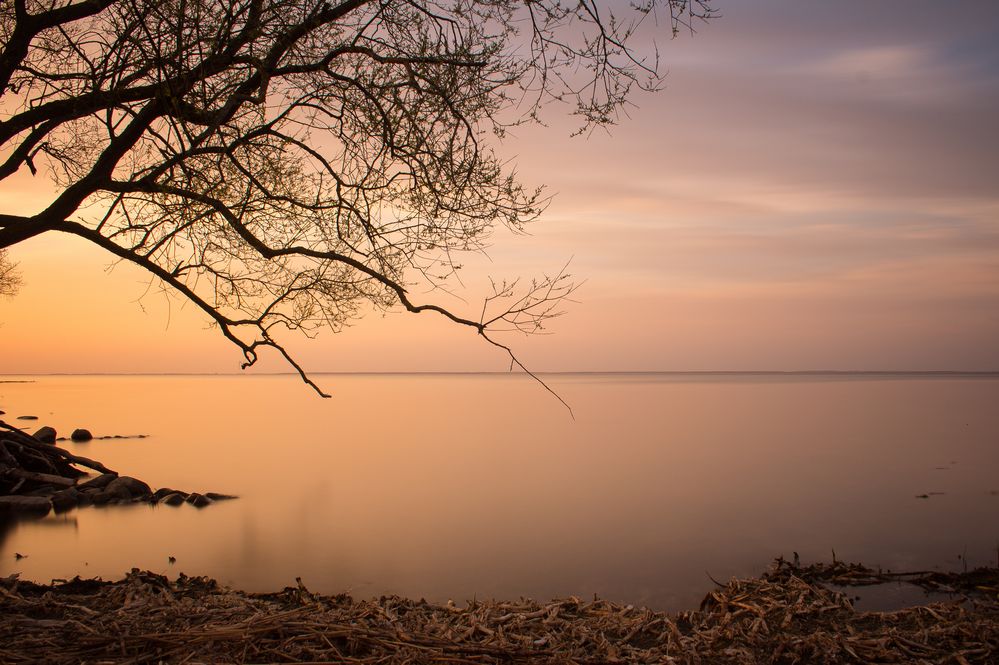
[1,0,998,374]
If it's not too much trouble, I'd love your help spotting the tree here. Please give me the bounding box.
[0,248,19,296]
[0,0,714,397]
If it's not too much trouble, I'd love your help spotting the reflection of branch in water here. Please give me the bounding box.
[0,514,79,554]
[24,514,79,530]
[0,516,16,552]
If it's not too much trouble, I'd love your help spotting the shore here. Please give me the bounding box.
[2,559,997,664]
[3,391,999,662]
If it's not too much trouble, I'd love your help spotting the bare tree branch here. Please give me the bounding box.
[0,0,716,407]
[0,248,20,297]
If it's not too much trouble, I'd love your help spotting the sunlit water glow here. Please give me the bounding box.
[1,373,997,611]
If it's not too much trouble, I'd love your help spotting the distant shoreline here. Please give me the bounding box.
[4,370,999,378]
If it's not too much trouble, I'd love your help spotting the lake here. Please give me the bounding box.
[1,373,997,611]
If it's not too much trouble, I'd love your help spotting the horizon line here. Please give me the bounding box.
[4,370,999,377]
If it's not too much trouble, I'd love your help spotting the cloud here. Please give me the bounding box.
[809,45,930,78]
[5,0,999,372]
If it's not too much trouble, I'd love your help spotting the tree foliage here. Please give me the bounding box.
[0,248,19,296]
[0,0,713,396]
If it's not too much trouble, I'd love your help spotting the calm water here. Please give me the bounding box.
[1,373,997,610]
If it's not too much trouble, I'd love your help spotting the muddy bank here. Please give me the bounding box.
[1,560,996,664]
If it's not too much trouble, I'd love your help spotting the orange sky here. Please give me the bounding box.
[2,0,998,374]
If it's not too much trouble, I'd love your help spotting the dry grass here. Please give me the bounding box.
[1,560,996,664]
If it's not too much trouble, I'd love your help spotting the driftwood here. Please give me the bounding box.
[0,422,106,498]
[1,467,76,488]
[0,420,235,514]
[0,421,113,475]
[773,556,999,597]
[0,561,996,664]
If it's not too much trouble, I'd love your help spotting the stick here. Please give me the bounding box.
[2,468,76,488]
[1,423,115,474]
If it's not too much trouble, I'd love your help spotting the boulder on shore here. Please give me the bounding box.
[90,491,113,505]
[50,488,80,512]
[151,487,181,502]
[186,492,212,508]
[161,492,187,506]
[77,473,118,491]
[105,476,152,500]
[0,496,52,515]
[70,429,93,442]
[32,426,57,444]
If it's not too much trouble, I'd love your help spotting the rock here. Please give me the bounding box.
[77,473,118,491]
[161,492,187,506]
[151,487,181,502]
[0,496,52,516]
[51,488,81,512]
[105,484,131,500]
[186,492,211,508]
[205,492,238,501]
[105,476,152,500]
[70,428,93,442]
[32,426,57,443]
[89,491,112,506]
[16,415,38,420]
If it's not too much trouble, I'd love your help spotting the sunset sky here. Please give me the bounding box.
[1,0,998,375]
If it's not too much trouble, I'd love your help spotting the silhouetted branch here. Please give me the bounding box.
[0,0,716,404]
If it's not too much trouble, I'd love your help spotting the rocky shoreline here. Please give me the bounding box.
[1,559,997,664]
[0,420,236,517]
[3,414,997,662]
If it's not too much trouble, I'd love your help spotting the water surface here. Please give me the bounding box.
[1,373,997,610]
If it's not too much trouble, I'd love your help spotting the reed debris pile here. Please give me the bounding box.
[1,561,996,664]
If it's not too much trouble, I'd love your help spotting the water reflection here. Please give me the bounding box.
[0,374,997,610]
[0,513,78,561]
